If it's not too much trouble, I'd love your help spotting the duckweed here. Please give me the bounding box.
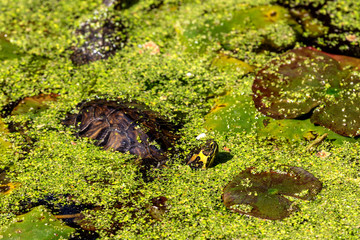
[0,0,360,239]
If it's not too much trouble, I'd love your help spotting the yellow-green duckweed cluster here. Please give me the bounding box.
[0,0,360,239]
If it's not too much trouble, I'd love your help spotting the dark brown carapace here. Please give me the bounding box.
[62,99,179,166]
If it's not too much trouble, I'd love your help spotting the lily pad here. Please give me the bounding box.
[0,205,75,240]
[11,93,58,116]
[180,5,301,53]
[253,47,360,137]
[307,47,360,70]
[205,91,356,143]
[223,166,322,220]
[289,8,328,38]
[211,54,254,74]
[204,91,267,134]
[0,34,23,61]
[258,118,358,143]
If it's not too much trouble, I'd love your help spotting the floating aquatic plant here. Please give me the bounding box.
[223,166,322,220]
[211,54,254,74]
[204,91,356,143]
[0,205,75,240]
[204,92,266,134]
[0,34,23,61]
[253,47,360,137]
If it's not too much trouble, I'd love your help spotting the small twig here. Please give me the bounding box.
[54,213,83,219]
[306,133,328,151]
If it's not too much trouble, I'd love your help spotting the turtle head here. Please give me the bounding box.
[187,139,218,169]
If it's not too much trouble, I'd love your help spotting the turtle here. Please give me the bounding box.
[62,99,218,169]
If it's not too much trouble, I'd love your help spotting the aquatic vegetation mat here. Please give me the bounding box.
[1,0,360,239]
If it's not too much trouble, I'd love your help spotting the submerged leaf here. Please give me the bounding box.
[223,166,322,220]
[11,93,58,116]
[148,196,168,221]
[0,169,19,195]
[253,47,360,137]
[0,206,75,240]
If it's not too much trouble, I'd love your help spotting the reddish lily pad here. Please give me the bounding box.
[307,47,360,70]
[253,47,360,137]
[223,166,322,220]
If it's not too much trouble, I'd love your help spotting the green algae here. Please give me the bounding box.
[0,118,10,155]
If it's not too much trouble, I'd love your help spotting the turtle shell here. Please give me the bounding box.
[62,100,180,164]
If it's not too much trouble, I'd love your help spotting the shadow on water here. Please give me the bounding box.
[213,152,233,167]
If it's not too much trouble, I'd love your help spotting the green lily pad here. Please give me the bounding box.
[0,205,75,240]
[253,47,360,137]
[223,166,322,220]
[258,118,358,143]
[0,34,23,60]
[204,91,267,133]
[11,93,58,116]
[205,91,356,143]
[211,54,254,74]
[180,5,301,53]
